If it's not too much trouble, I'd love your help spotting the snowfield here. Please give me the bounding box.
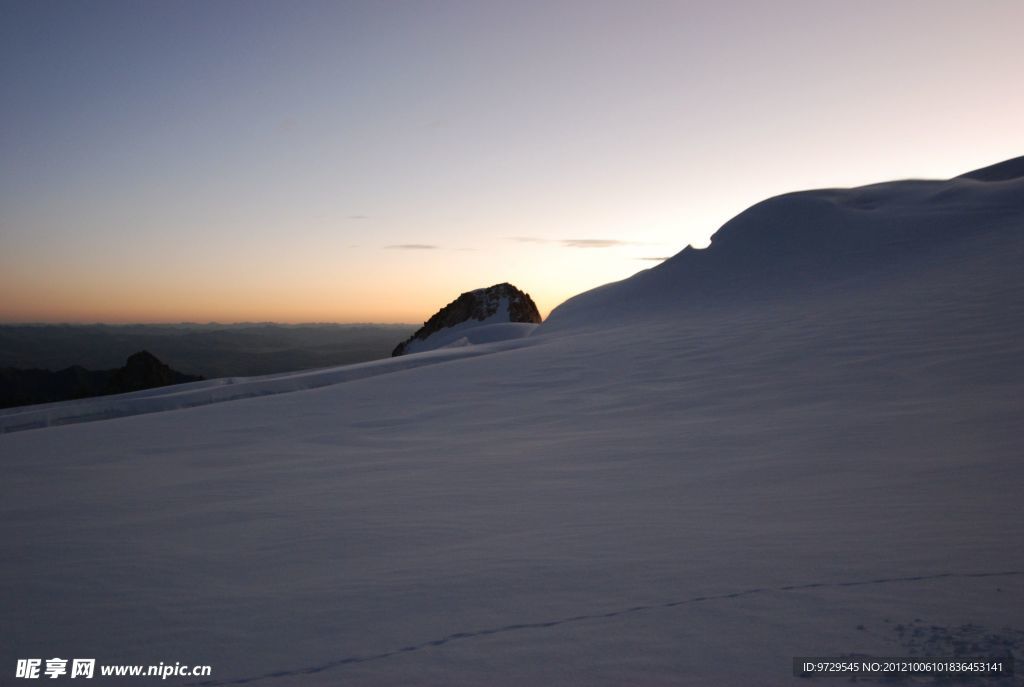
[1,157,1022,686]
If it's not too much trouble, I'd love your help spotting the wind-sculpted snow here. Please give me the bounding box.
[1,157,1022,686]
[957,154,1024,181]
[543,155,1024,333]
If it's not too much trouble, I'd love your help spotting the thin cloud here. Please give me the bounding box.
[385,244,439,250]
[506,237,635,248]
[561,239,630,248]
[275,117,298,134]
[507,236,550,243]
[348,214,369,220]
[637,256,671,261]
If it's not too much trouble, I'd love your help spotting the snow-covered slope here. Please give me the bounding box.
[544,161,1023,333]
[1,158,1022,686]
[405,321,538,353]
[0,341,533,434]
[400,309,536,355]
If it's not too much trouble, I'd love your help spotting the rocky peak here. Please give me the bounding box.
[392,282,541,356]
[110,350,199,392]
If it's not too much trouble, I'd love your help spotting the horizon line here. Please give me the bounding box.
[0,320,423,328]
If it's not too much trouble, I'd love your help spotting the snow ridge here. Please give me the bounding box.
[0,338,538,433]
[543,155,1024,332]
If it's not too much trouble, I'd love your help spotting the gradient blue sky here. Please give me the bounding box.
[2,0,1022,323]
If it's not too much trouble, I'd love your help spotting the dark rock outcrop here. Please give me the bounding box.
[0,350,203,409]
[108,351,198,394]
[392,282,541,356]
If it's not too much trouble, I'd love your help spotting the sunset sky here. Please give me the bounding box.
[2,0,1022,324]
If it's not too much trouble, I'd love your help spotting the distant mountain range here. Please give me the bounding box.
[0,323,416,379]
[0,350,203,409]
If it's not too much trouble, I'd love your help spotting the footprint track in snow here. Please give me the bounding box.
[188,570,1024,686]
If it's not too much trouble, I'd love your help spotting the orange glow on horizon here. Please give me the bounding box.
[3,2,1021,326]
